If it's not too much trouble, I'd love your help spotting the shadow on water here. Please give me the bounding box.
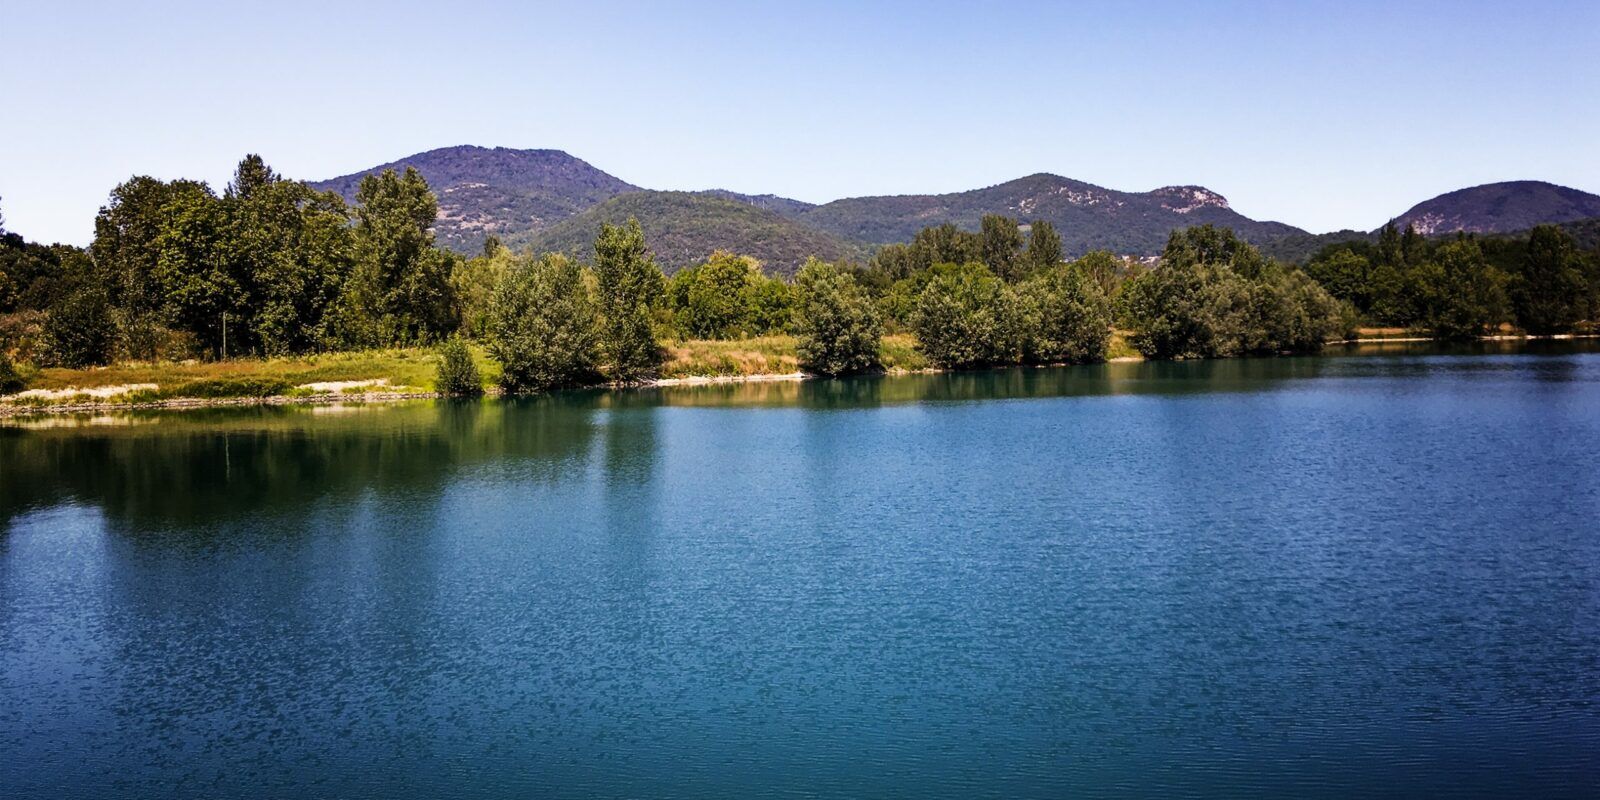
[0,397,602,530]
[646,356,1342,411]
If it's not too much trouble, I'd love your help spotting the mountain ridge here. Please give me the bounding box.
[308,145,640,254]
[794,172,1305,255]
[309,147,1599,267]
[1387,180,1600,236]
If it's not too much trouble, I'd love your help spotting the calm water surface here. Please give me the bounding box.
[3,343,1599,798]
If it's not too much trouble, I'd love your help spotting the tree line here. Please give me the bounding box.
[1304,222,1600,337]
[4,158,1593,398]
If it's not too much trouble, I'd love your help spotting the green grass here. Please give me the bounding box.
[878,333,928,371]
[1107,330,1142,360]
[20,345,502,396]
[5,330,1151,409]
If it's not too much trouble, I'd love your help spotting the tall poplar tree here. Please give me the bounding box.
[592,219,663,382]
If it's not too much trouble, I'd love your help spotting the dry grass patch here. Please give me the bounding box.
[660,336,800,379]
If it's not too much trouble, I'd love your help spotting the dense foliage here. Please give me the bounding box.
[1304,222,1598,336]
[911,263,1022,368]
[593,220,665,383]
[488,253,600,393]
[1118,227,1350,358]
[794,259,882,376]
[329,167,457,347]
[1015,262,1113,364]
[435,337,483,397]
[663,251,793,338]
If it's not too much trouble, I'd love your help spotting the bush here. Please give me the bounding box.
[488,253,600,393]
[435,336,483,396]
[794,259,882,376]
[0,310,47,364]
[1014,264,1112,364]
[910,262,1021,369]
[0,353,27,395]
[44,288,115,367]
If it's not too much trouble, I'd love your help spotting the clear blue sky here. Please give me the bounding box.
[2,0,1596,244]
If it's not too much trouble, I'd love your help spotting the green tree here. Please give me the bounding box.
[1072,250,1122,298]
[1014,263,1112,364]
[91,175,172,317]
[1162,224,1270,279]
[91,175,186,355]
[2,229,71,314]
[45,286,115,367]
[592,219,663,382]
[1306,248,1374,314]
[1401,223,1427,266]
[1512,225,1587,335]
[744,271,796,335]
[223,155,354,355]
[917,223,983,267]
[1416,238,1509,339]
[450,245,514,339]
[1024,220,1064,274]
[1243,268,1350,353]
[667,251,754,339]
[151,180,232,355]
[1118,259,1236,358]
[1375,222,1404,270]
[1119,227,1344,358]
[911,262,1022,368]
[488,253,601,393]
[332,168,456,346]
[794,259,882,376]
[980,214,1026,281]
[434,336,483,396]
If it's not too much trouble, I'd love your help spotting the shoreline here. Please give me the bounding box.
[3,333,1596,419]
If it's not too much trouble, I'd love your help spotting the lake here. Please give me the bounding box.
[3,342,1599,798]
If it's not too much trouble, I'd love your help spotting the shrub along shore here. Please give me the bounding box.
[3,154,1596,413]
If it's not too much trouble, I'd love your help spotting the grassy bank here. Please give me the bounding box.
[3,331,1158,415]
[1,336,920,413]
[16,348,495,394]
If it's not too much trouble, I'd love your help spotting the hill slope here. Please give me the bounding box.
[309,145,639,254]
[1388,181,1600,235]
[522,191,867,275]
[796,173,1306,256]
[693,189,816,217]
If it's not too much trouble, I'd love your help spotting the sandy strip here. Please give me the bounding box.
[11,383,159,401]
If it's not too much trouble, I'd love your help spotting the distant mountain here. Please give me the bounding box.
[795,173,1307,256]
[1388,181,1600,235]
[309,145,638,254]
[521,191,868,275]
[310,147,1597,269]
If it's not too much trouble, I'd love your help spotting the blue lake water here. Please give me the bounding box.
[3,342,1599,798]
